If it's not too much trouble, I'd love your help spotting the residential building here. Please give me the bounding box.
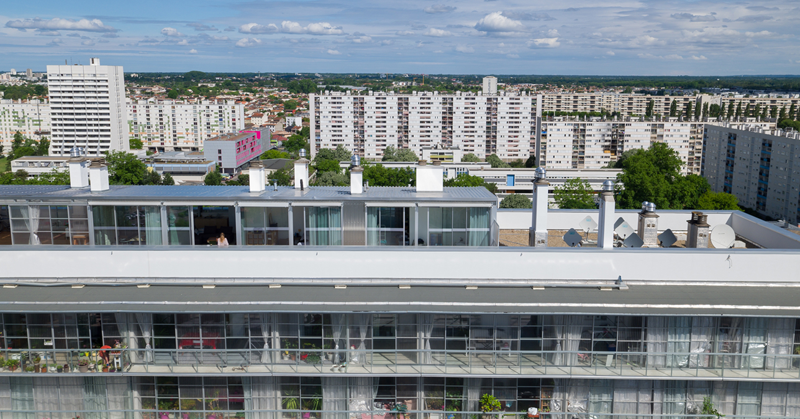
[47,57,129,156]
[1,162,800,419]
[0,99,50,152]
[145,151,216,184]
[482,76,497,95]
[8,156,86,177]
[703,123,800,223]
[127,99,245,153]
[204,131,267,175]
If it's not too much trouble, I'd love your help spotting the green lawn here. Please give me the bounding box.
[0,157,8,173]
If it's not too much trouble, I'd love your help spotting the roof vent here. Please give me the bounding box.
[601,180,614,192]
[534,167,547,182]
[351,154,360,167]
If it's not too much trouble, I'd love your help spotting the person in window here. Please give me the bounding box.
[217,232,229,247]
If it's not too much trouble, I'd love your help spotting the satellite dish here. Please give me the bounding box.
[563,229,583,247]
[579,216,598,232]
[623,233,644,248]
[614,217,635,239]
[658,229,677,248]
[710,224,736,249]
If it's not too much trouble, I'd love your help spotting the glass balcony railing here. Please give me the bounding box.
[3,348,800,380]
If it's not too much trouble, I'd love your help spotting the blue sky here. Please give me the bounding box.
[1,0,799,75]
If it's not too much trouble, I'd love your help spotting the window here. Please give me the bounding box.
[367,207,409,246]
[241,207,290,245]
[6,205,89,245]
[426,207,490,246]
[92,206,162,245]
[303,207,342,246]
[167,206,191,245]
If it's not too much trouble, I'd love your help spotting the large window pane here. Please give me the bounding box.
[242,207,290,245]
[93,206,117,245]
[167,206,192,245]
[0,205,10,245]
[306,207,342,246]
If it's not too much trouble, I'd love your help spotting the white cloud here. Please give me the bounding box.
[327,49,341,55]
[235,37,262,47]
[528,37,560,48]
[381,40,393,45]
[239,23,278,34]
[424,4,456,14]
[46,38,62,46]
[746,30,777,38]
[6,17,116,33]
[349,34,372,43]
[671,13,716,22]
[81,39,95,46]
[475,12,525,32]
[189,49,198,54]
[178,39,189,45]
[282,21,343,35]
[423,28,452,37]
[691,55,707,60]
[507,53,519,58]
[161,27,185,37]
[638,53,683,60]
[35,30,61,36]
[396,31,415,36]
[455,44,474,53]
[606,51,615,56]
[630,35,662,47]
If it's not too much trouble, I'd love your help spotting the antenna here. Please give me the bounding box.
[614,217,635,239]
[710,224,736,249]
[658,229,677,248]
[562,229,582,247]
[623,233,644,248]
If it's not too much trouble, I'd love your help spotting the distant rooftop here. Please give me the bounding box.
[206,132,255,142]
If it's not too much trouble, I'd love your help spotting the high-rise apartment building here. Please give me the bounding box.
[703,123,800,223]
[47,57,129,156]
[0,99,50,152]
[482,76,497,95]
[127,100,245,152]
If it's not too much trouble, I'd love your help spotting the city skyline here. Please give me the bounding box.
[1,0,799,75]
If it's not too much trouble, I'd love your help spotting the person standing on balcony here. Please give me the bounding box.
[217,232,229,247]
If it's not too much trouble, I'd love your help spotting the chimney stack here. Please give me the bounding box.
[350,155,363,194]
[529,167,549,247]
[294,149,309,190]
[597,180,615,249]
[88,158,110,192]
[416,160,443,192]
[68,157,89,188]
[638,201,659,248]
[686,211,710,248]
[249,160,266,193]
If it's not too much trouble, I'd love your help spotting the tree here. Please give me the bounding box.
[283,135,308,154]
[283,100,298,111]
[744,103,751,117]
[162,172,175,185]
[363,163,415,187]
[261,149,291,159]
[36,137,49,156]
[315,159,341,174]
[789,103,796,120]
[769,105,778,119]
[553,178,596,209]
[669,100,678,117]
[443,173,498,194]
[499,194,532,209]
[382,146,418,162]
[314,145,351,162]
[761,106,768,120]
[525,155,536,168]
[779,106,787,121]
[13,146,36,160]
[726,102,735,119]
[314,171,349,186]
[12,132,24,152]
[508,159,525,168]
[106,151,148,185]
[778,119,800,131]
[461,153,480,163]
[697,191,740,210]
[486,154,510,168]
[204,170,223,185]
[286,79,318,94]
[735,102,742,118]
[167,89,179,99]
[685,101,693,119]
[709,104,721,118]
[231,174,249,186]
[130,138,144,150]
[645,99,654,118]
[702,102,709,119]
[754,103,761,119]
[694,101,702,119]
[268,166,293,186]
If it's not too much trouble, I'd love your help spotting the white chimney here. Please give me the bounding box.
[638,202,659,248]
[294,149,309,190]
[90,57,100,66]
[686,211,710,248]
[249,160,266,193]
[350,155,363,194]
[529,167,549,247]
[89,159,110,192]
[597,180,615,249]
[68,158,89,188]
[416,160,443,192]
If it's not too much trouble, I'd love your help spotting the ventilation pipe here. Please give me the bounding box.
[529,167,549,247]
[249,160,266,193]
[88,159,109,192]
[416,160,443,192]
[686,211,710,248]
[350,155,363,194]
[597,180,615,249]
[68,157,89,188]
[638,201,659,248]
[294,149,309,190]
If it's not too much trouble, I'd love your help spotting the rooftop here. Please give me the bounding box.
[206,132,255,142]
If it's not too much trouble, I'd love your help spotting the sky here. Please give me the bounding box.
[1,0,799,75]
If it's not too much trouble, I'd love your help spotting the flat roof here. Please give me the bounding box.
[0,185,497,203]
[206,132,256,142]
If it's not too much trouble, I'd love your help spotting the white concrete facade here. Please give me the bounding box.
[0,99,50,153]
[47,58,129,156]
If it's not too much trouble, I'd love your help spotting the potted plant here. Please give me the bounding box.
[5,359,20,372]
[34,356,41,372]
[48,364,57,373]
[282,340,298,361]
[480,394,501,419]
[158,399,176,419]
[79,359,89,373]
[794,346,800,369]
[40,364,47,373]
[323,342,333,362]
[427,391,445,419]
[25,366,35,373]
[282,388,300,412]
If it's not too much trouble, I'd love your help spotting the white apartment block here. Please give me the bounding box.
[0,99,50,153]
[47,58,129,156]
[538,93,700,117]
[311,91,535,161]
[703,123,800,223]
[127,99,244,152]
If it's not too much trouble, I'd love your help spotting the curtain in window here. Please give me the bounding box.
[689,317,714,368]
[662,381,686,419]
[467,208,489,246]
[551,379,567,414]
[323,377,348,419]
[115,313,138,363]
[712,382,737,416]
[546,315,565,366]
[646,317,667,368]
[367,208,380,246]
[349,377,377,414]
[786,383,800,418]
[10,377,34,418]
[29,206,41,245]
[307,207,329,245]
[736,382,762,418]
[249,376,277,419]
[766,318,794,370]
[466,378,481,414]
[143,206,162,245]
[566,316,591,366]
[721,318,743,368]
[135,313,154,363]
[33,377,60,418]
[588,380,612,419]
[331,314,347,365]
[0,377,10,412]
[566,379,590,418]
[83,377,107,419]
[93,206,116,245]
[261,313,272,364]
[350,314,371,365]
[106,377,129,419]
[742,318,768,369]
[612,381,638,419]
[418,314,435,365]
[685,381,711,414]
[667,317,691,368]
[761,382,787,418]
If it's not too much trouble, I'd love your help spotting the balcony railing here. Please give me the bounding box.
[3,348,800,379]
